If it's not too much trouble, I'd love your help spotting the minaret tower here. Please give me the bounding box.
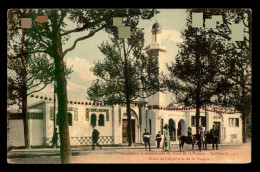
[146,21,167,108]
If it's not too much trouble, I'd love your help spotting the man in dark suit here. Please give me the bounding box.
[92,126,102,150]
[156,131,162,148]
[210,125,220,150]
[143,129,151,151]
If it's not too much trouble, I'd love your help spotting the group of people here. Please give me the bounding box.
[52,124,219,151]
[143,124,220,151]
[189,125,220,150]
[143,124,171,151]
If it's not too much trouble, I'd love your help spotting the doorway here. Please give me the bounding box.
[169,119,176,141]
[214,122,221,144]
[177,119,186,138]
[122,119,135,143]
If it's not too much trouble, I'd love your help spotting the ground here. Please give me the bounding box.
[7,141,251,164]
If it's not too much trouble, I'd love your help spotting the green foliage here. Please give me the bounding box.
[87,28,160,105]
[185,9,251,112]
[204,9,251,116]
[166,9,251,138]
[167,9,251,114]
[7,9,73,107]
[167,14,225,108]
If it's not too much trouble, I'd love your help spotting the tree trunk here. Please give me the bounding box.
[52,10,71,164]
[242,112,247,143]
[195,105,200,135]
[126,98,133,146]
[22,30,30,149]
[245,9,252,143]
[195,82,201,135]
[22,94,30,149]
[194,30,201,135]
[247,9,252,65]
[122,38,133,146]
[240,64,248,144]
[55,64,71,163]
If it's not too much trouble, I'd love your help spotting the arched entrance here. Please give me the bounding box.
[177,119,186,139]
[169,119,176,141]
[122,109,139,144]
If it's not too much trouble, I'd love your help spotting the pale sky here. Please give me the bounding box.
[28,9,188,107]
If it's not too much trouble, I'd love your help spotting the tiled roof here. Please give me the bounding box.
[26,93,239,114]
[166,102,178,108]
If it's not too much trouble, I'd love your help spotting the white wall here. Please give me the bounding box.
[116,105,123,144]
[145,109,243,144]
[29,102,46,143]
[222,113,242,144]
[189,110,242,144]
[45,102,113,139]
[25,100,243,146]
[112,105,120,144]
[9,120,25,147]
[29,119,43,146]
[147,110,157,145]
[45,102,54,139]
[141,107,147,144]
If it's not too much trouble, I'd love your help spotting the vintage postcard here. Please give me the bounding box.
[7,8,252,164]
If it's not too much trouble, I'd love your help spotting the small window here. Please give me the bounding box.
[191,116,206,127]
[229,118,239,127]
[200,116,206,127]
[68,113,72,126]
[98,114,105,126]
[231,134,237,139]
[91,114,97,127]
[191,116,196,126]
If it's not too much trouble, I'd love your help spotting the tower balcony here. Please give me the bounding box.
[146,43,167,53]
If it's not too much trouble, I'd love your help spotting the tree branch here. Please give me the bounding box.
[63,26,105,57]
[61,23,88,36]
[27,81,52,96]
[58,10,67,28]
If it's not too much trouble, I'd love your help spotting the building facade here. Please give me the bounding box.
[8,22,243,147]
[8,99,242,147]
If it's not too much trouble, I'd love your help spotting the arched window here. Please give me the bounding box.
[98,114,105,126]
[169,119,176,141]
[91,114,97,127]
[68,113,72,126]
[56,113,72,126]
